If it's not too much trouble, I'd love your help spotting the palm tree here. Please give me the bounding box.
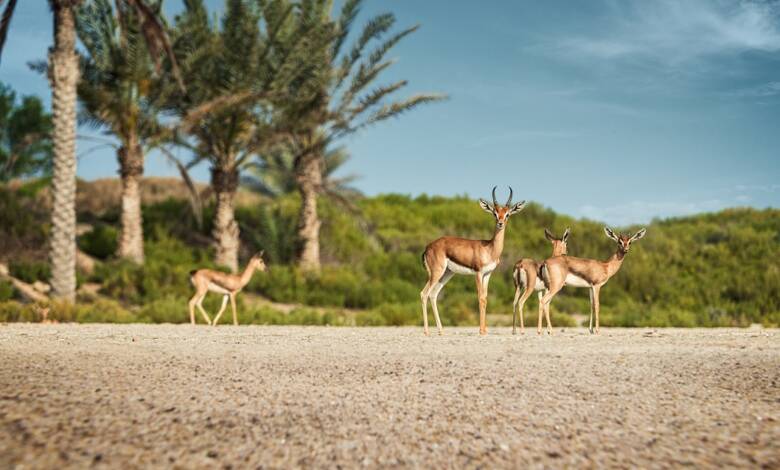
[244,142,359,201]
[1,0,179,301]
[46,0,82,301]
[0,82,53,181]
[286,0,445,271]
[75,0,167,264]
[168,0,327,272]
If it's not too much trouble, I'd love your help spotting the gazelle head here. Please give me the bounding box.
[479,186,527,230]
[604,227,646,254]
[250,251,268,272]
[544,227,571,256]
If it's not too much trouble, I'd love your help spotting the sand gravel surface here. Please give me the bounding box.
[0,324,778,469]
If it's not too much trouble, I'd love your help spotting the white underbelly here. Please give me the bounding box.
[446,259,476,275]
[207,282,231,294]
[564,273,591,288]
[534,278,547,291]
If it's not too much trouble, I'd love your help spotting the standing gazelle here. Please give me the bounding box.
[511,228,570,335]
[539,227,646,334]
[421,187,527,336]
[188,251,267,326]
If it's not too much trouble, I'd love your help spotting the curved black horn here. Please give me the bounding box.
[491,186,498,207]
[506,186,513,207]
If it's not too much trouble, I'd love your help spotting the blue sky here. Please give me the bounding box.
[2,0,779,226]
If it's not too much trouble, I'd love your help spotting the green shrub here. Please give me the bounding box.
[139,296,188,324]
[370,302,419,326]
[78,224,118,259]
[9,259,50,283]
[0,301,36,322]
[0,281,15,301]
[354,310,387,326]
[73,300,136,323]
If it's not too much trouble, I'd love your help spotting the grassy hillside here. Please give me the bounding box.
[1,179,778,327]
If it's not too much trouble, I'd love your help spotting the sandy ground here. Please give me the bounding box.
[0,325,778,469]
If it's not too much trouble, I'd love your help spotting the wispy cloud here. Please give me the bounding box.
[734,183,780,193]
[550,0,780,64]
[579,199,727,226]
[468,129,579,148]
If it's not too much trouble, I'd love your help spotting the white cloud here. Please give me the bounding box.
[578,199,727,226]
[469,129,579,148]
[553,0,780,64]
[734,183,780,193]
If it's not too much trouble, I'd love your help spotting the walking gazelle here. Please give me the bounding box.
[421,187,527,336]
[511,228,570,335]
[539,227,646,334]
[188,252,266,325]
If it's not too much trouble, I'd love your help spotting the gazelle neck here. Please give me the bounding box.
[605,249,626,278]
[490,224,506,258]
[238,262,256,287]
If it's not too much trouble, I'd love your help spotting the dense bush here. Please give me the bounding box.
[78,224,118,259]
[0,280,15,301]
[9,259,50,283]
[1,181,779,327]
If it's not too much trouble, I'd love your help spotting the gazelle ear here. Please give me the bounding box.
[562,227,571,243]
[509,200,527,215]
[630,228,647,242]
[544,228,555,242]
[604,227,620,243]
[478,198,494,214]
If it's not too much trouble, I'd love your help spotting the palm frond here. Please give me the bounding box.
[331,0,361,57]
[344,93,447,136]
[0,0,18,65]
[125,0,185,92]
[333,12,394,90]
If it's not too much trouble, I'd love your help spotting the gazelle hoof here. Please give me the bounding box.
[424,330,430,337]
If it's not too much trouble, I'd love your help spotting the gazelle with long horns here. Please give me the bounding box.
[421,187,527,336]
[538,227,646,334]
[188,251,267,325]
[511,228,570,335]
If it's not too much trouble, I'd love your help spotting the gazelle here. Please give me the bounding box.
[511,228,570,335]
[421,187,527,336]
[538,227,646,334]
[188,251,267,326]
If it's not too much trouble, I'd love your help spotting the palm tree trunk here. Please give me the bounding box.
[295,152,322,272]
[211,166,239,272]
[117,142,144,264]
[47,1,80,301]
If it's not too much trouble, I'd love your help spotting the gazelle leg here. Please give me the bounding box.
[188,296,197,325]
[196,296,212,326]
[421,260,446,337]
[516,287,534,335]
[592,286,601,334]
[537,291,545,335]
[544,291,553,335]
[211,295,229,326]
[483,272,492,335]
[476,273,489,336]
[512,285,521,335]
[430,270,454,335]
[230,293,238,326]
[589,288,595,334]
[420,282,432,336]
[539,286,563,336]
